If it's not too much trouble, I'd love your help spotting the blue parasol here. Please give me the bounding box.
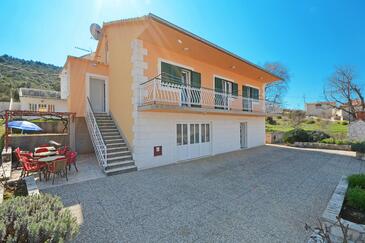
[7,121,43,131]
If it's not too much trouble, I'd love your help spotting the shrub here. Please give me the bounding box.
[320,138,351,145]
[351,142,365,153]
[277,116,282,119]
[0,193,79,242]
[266,116,277,125]
[341,121,348,125]
[346,187,365,211]
[305,119,316,124]
[283,128,310,144]
[348,174,365,189]
[307,130,330,142]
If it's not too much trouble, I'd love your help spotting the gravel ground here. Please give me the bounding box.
[43,145,365,242]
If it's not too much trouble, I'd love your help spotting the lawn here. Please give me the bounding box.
[266,117,349,139]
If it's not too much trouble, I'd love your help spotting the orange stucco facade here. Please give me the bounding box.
[65,15,279,147]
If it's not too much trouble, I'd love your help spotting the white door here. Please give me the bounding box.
[240,122,248,148]
[176,122,211,161]
[89,78,105,113]
[180,70,191,106]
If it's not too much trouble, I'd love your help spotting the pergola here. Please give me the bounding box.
[3,110,76,149]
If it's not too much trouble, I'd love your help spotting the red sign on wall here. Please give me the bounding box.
[154,146,162,156]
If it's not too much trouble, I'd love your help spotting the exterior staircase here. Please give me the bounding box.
[93,113,137,175]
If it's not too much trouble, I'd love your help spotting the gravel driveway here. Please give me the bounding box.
[43,145,365,242]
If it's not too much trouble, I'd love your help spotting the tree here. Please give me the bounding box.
[324,66,365,121]
[264,62,290,105]
[288,109,306,128]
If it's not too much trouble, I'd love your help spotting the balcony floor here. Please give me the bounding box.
[138,104,266,116]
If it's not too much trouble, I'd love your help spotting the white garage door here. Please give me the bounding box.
[175,122,211,161]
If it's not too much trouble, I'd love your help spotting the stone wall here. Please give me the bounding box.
[10,134,69,151]
[74,117,94,154]
[266,132,285,144]
[293,142,351,151]
[321,176,365,242]
[349,120,365,141]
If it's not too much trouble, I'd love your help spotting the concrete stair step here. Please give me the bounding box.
[107,155,132,162]
[105,160,135,170]
[101,131,120,136]
[107,146,129,152]
[105,139,125,145]
[106,142,126,148]
[105,165,137,176]
[103,135,122,139]
[107,150,131,158]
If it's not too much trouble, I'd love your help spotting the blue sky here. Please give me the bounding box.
[1,0,364,109]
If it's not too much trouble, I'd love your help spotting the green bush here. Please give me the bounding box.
[266,116,277,125]
[305,119,316,124]
[341,121,349,125]
[320,138,351,145]
[277,116,282,119]
[348,174,365,189]
[346,187,365,211]
[0,193,79,242]
[307,130,330,142]
[283,128,310,144]
[351,142,365,153]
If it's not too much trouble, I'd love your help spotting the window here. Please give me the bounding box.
[189,124,200,144]
[38,104,47,112]
[177,123,188,146]
[201,124,210,143]
[48,104,55,112]
[243,86,259,100]
[29,104,37,111]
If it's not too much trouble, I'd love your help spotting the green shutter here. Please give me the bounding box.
[161,62,182,84]
[191,71,201,107]
[232,83,238,96]
[215,78,223,92]
[253,88,259,100]
[191,71,201,88]
[243,86,249,98]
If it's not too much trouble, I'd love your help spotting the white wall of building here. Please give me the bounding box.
[19,97,68,112]
[133,112,265,169]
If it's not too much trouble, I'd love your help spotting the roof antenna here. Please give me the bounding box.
[74,47,92,53]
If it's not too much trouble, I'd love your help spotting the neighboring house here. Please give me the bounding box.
[305,102,337,119]
[61,14,281,174]
[19,88,67,112]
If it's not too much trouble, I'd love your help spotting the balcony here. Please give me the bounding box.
[138,74,280,116]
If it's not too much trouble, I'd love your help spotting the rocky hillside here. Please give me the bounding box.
[0,55,61,101]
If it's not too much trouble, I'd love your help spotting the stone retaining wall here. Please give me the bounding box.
[293,142,351,151]
[349,120,365,141]
[321,176,365,242]
[10,133,69,151]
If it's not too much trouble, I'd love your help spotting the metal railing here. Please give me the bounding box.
[85,97,107,168]
[139,74,267,113]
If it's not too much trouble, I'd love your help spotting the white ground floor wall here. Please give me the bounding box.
[133,112,265,169]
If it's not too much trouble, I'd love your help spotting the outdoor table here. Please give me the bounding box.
[35,146,56,151]
[38,155,65,163]
[34,151,57,157]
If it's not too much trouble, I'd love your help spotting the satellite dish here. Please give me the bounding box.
[90,23,102,40]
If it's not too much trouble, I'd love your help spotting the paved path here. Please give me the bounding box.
[43,145,365,242]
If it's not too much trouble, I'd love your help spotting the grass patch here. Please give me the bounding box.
[266,117,348,139]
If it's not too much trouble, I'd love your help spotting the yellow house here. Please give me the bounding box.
[61,14,281,175]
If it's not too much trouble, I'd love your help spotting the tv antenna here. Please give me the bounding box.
[74,47,92,53]
[90,23,102,40]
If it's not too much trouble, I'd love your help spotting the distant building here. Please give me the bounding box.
[18,88,67,112]
[305,102,337,119]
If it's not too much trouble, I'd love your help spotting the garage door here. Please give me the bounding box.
[176,122,211,161]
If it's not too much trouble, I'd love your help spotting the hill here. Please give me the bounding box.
[0,55,61,101]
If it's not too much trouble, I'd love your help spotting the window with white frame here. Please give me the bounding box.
[201,123,210,143]
[177,123,210,146]
[48,104,55,112]
[29,104,37,111]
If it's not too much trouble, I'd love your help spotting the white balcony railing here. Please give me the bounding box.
[139,75,271,113]
[85,97,107,168]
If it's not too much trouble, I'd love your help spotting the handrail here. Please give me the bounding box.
[139,74,282,114]
[85,97,107,168]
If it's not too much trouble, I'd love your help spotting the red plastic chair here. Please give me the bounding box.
[57,145,69,155]
[66,151,78,172]
[34,147,49,153]
[19,156,48,181]
[15,147,33,161]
